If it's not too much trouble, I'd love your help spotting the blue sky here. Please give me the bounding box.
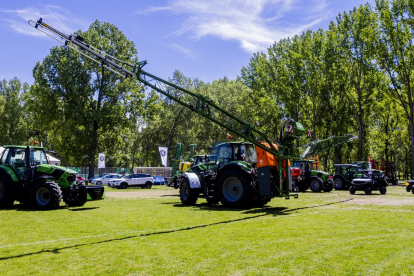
[1,0,376,85]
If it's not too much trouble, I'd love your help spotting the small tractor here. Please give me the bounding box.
[333,164,361,190]
[291,159,333,192]
[0,145,104,209]
[349,169,388,195]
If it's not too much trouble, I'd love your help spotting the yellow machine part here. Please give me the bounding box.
[179,161,192,173]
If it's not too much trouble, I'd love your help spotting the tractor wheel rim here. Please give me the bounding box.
[311,180,320,190]
[36,187,51,206]
[223,177,243,202]
[334,179,342,187]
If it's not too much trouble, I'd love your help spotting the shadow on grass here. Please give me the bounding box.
[0,199,353,261]
[0,205,100,212]
[68,207,100,211]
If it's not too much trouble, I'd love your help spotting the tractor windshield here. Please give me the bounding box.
[31,149,49,165]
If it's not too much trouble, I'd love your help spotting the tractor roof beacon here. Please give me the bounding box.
[29,18,357,208]
[0,145,104,209]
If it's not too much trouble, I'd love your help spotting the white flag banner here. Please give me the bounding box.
[158,147,168,167]
[98,153,106,168]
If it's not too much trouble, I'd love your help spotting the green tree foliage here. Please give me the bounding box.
[376,0,414,175]
[334,4,381,160]
[0,78,31,145]
[29,21,155,176]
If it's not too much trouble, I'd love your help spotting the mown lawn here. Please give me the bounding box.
[1,185,414,275]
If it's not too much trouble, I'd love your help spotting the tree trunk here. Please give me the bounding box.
[88,66,105,179]
[409,118,414,178]
[358,114,363,160]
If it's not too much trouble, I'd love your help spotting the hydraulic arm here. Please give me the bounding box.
[28,18,282,158]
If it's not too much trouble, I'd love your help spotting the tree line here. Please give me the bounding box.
[1,0,413,178]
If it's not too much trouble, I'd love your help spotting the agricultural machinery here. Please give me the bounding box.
[30,18,357,208]
[0,145,104,209]
[349,169,388,195]
[291,159,333,192]
[332,164,361,190]
[168,143,197,188]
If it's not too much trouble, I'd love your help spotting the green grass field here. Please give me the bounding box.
[1,185,414,275]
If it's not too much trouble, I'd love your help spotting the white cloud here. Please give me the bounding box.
[169,43,197,59]
[143,0,332,53]
[0,5,88,37]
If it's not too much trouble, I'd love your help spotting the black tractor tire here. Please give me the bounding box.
[379,186,387,195]
[310,177,323,193]
[179,177,199,205]
[218,169,252,208]
[31,180,62,209]
[145,181,152,189]
[406,185,411,192]
[323,182,334,193]
[364,186,372,195]
[0,176,14,208]
[349,186,356,195]
[411,188,414,195]
[334,178,345,190]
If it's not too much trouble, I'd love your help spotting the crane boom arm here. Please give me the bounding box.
[29,18,281,157]
[300,134,358,158]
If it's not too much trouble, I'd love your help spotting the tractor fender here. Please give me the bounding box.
[182,172,201,189]
[0,166,18,183]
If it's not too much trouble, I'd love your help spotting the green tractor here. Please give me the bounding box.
[333,164,364,190]
[291,160,333,192]
[179,141,265,207]
[0,145,104,209]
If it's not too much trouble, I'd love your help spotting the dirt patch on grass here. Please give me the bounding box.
[105,189,179,199]
[344,196,414,206]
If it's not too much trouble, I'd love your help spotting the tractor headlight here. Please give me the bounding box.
[405,182,409,186]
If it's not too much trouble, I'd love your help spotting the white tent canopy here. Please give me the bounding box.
[46,154,60,166]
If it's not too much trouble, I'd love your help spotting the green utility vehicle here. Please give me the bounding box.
[291,160,333,192]
[0,145,104,209]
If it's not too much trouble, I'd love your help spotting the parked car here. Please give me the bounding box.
[91,173,122,185]
[153,175,165,185]
[109,173,154,189]
[88,173,112,182]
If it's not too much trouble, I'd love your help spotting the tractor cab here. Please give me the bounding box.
[333,164,359,190]
[0,146,49,181]
[210,142,256,169]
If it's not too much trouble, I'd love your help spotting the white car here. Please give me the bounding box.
[91,174,122,185]
[108,174,154,189]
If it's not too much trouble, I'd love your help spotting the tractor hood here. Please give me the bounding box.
[37,164,78,174]
[36,164,78,188]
